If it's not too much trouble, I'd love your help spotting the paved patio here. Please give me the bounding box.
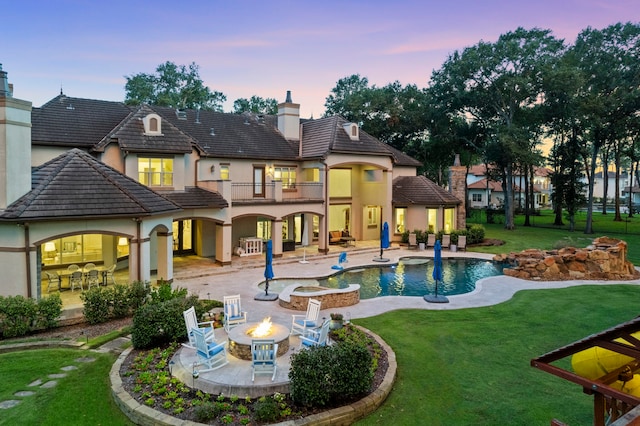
[167,245,640,397]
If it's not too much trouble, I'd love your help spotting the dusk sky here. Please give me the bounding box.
[3,1,639,117]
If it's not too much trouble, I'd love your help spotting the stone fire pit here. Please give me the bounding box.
[227,322,290,361]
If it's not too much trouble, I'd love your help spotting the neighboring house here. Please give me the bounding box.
[584,171,631,201]
[0,66,465,304]
[466,164,551,209]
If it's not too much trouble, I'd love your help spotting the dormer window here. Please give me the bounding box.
[142,113,163,135]
[343,123,359,141]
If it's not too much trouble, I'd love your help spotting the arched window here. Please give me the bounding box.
[150,117,158,132]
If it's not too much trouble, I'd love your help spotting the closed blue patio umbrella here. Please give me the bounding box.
[424,239,449,303]
[264,239,274,296]
[373,221,390,262]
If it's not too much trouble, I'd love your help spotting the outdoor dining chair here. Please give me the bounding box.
[70,270,84,291]
[44,271,60,293]
[86,269,100,290]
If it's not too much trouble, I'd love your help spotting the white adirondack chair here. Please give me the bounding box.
[183,306,216,348]
[251,339,278,382]
[291,298,321,336]
[223,294,247,332]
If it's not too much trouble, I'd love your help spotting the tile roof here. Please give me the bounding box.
[160,187,228,209]
[153,107,299,160]
[392,175,461,206]
[31,95,132,148]
[95,104,194,154]
[467,178,532,192]
[0,149,181,222]
[300,116,395,159]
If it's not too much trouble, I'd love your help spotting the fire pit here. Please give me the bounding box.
[227,318,290,361]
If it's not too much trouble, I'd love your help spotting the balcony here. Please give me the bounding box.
[231,182,323,204]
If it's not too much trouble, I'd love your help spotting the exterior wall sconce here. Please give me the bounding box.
[210,165,215,173]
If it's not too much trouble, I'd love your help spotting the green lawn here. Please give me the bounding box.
[468,210,640,265]
[0,349,133,426]
[354,285,640,425]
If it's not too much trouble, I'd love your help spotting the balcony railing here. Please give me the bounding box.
[231,182,323,203]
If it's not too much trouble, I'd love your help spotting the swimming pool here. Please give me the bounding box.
[260,257,508,299]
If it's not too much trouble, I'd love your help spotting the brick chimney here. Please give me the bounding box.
[448,153,466,230]
[0,64,32,209]
[277,90,300,141]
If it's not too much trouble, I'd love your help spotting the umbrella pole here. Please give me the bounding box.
[265,278,269,296]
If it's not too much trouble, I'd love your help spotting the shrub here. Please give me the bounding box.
[467,224,485,244]
[81,287,111,324]
[131,295,199,349]
[34,293,62,330]
[149,281,188,304]
[0,294,62,338]
[253,396,279,423]
[289,341,373,407]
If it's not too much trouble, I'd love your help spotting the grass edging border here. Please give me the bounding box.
[109,325,397,426]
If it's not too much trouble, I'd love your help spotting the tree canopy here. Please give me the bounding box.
[124,61,226,111]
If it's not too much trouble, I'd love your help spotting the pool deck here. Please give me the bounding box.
[168,246,640,398]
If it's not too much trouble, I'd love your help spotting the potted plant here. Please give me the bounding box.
[329,313,344,330]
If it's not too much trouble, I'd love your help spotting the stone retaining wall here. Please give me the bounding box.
[278,284,360,310]
[493,237,640,281]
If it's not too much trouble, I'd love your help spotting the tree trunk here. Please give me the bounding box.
[503,165,515,230]
[523,165,531,226]
[601,148,609,215]
[613,143,622,221]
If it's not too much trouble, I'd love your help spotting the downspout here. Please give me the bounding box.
[23,222,32,298]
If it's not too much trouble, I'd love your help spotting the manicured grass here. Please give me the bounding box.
[354,284,640,425]
[0,349,133,425]
[468,210,640,265]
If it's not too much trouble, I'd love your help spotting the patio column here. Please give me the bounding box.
[215,223,232,266]
[272,219,283,258]
[156,230,173,283]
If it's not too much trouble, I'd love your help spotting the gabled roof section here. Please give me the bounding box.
[32,95,132,148]
[94,104,194,154]
[300,116,394,159]
[393,175,461,206]
[154,107,298,160]
[383,143,422,167]
[468,178,529,192]
[161,187,228,209]
[0,149,180,222]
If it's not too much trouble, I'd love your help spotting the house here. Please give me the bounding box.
[466,164,550,209]
[0,65,465,305]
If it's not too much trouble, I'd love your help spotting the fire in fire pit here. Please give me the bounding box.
[249,317,272,337]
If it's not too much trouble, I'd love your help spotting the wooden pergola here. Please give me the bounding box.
[531,316,640,426]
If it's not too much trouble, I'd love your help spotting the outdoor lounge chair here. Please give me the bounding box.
[223,294,247,332]
[251,339,278,381]
[193,328,228,372]
[441,234,451,249]
[183,306,216,348]
[426,234,436,249]
[299,320,331,349]
[408,233,418,250]
[458,235,467,251]
[291,298,321,336]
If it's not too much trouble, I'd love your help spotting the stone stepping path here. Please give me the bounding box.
[0,356,96,410]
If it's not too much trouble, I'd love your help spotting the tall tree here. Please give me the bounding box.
[572,22,640,233]
[233,96,278,115]
[124,61,226,111]
[428,27,564,229]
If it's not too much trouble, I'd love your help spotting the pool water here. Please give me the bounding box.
[261,257,508,299]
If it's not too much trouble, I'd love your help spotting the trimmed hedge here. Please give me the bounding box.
[289,340,373,407]
[0,294,62,338]
[131,294,201,349]
[81,281,150,325]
